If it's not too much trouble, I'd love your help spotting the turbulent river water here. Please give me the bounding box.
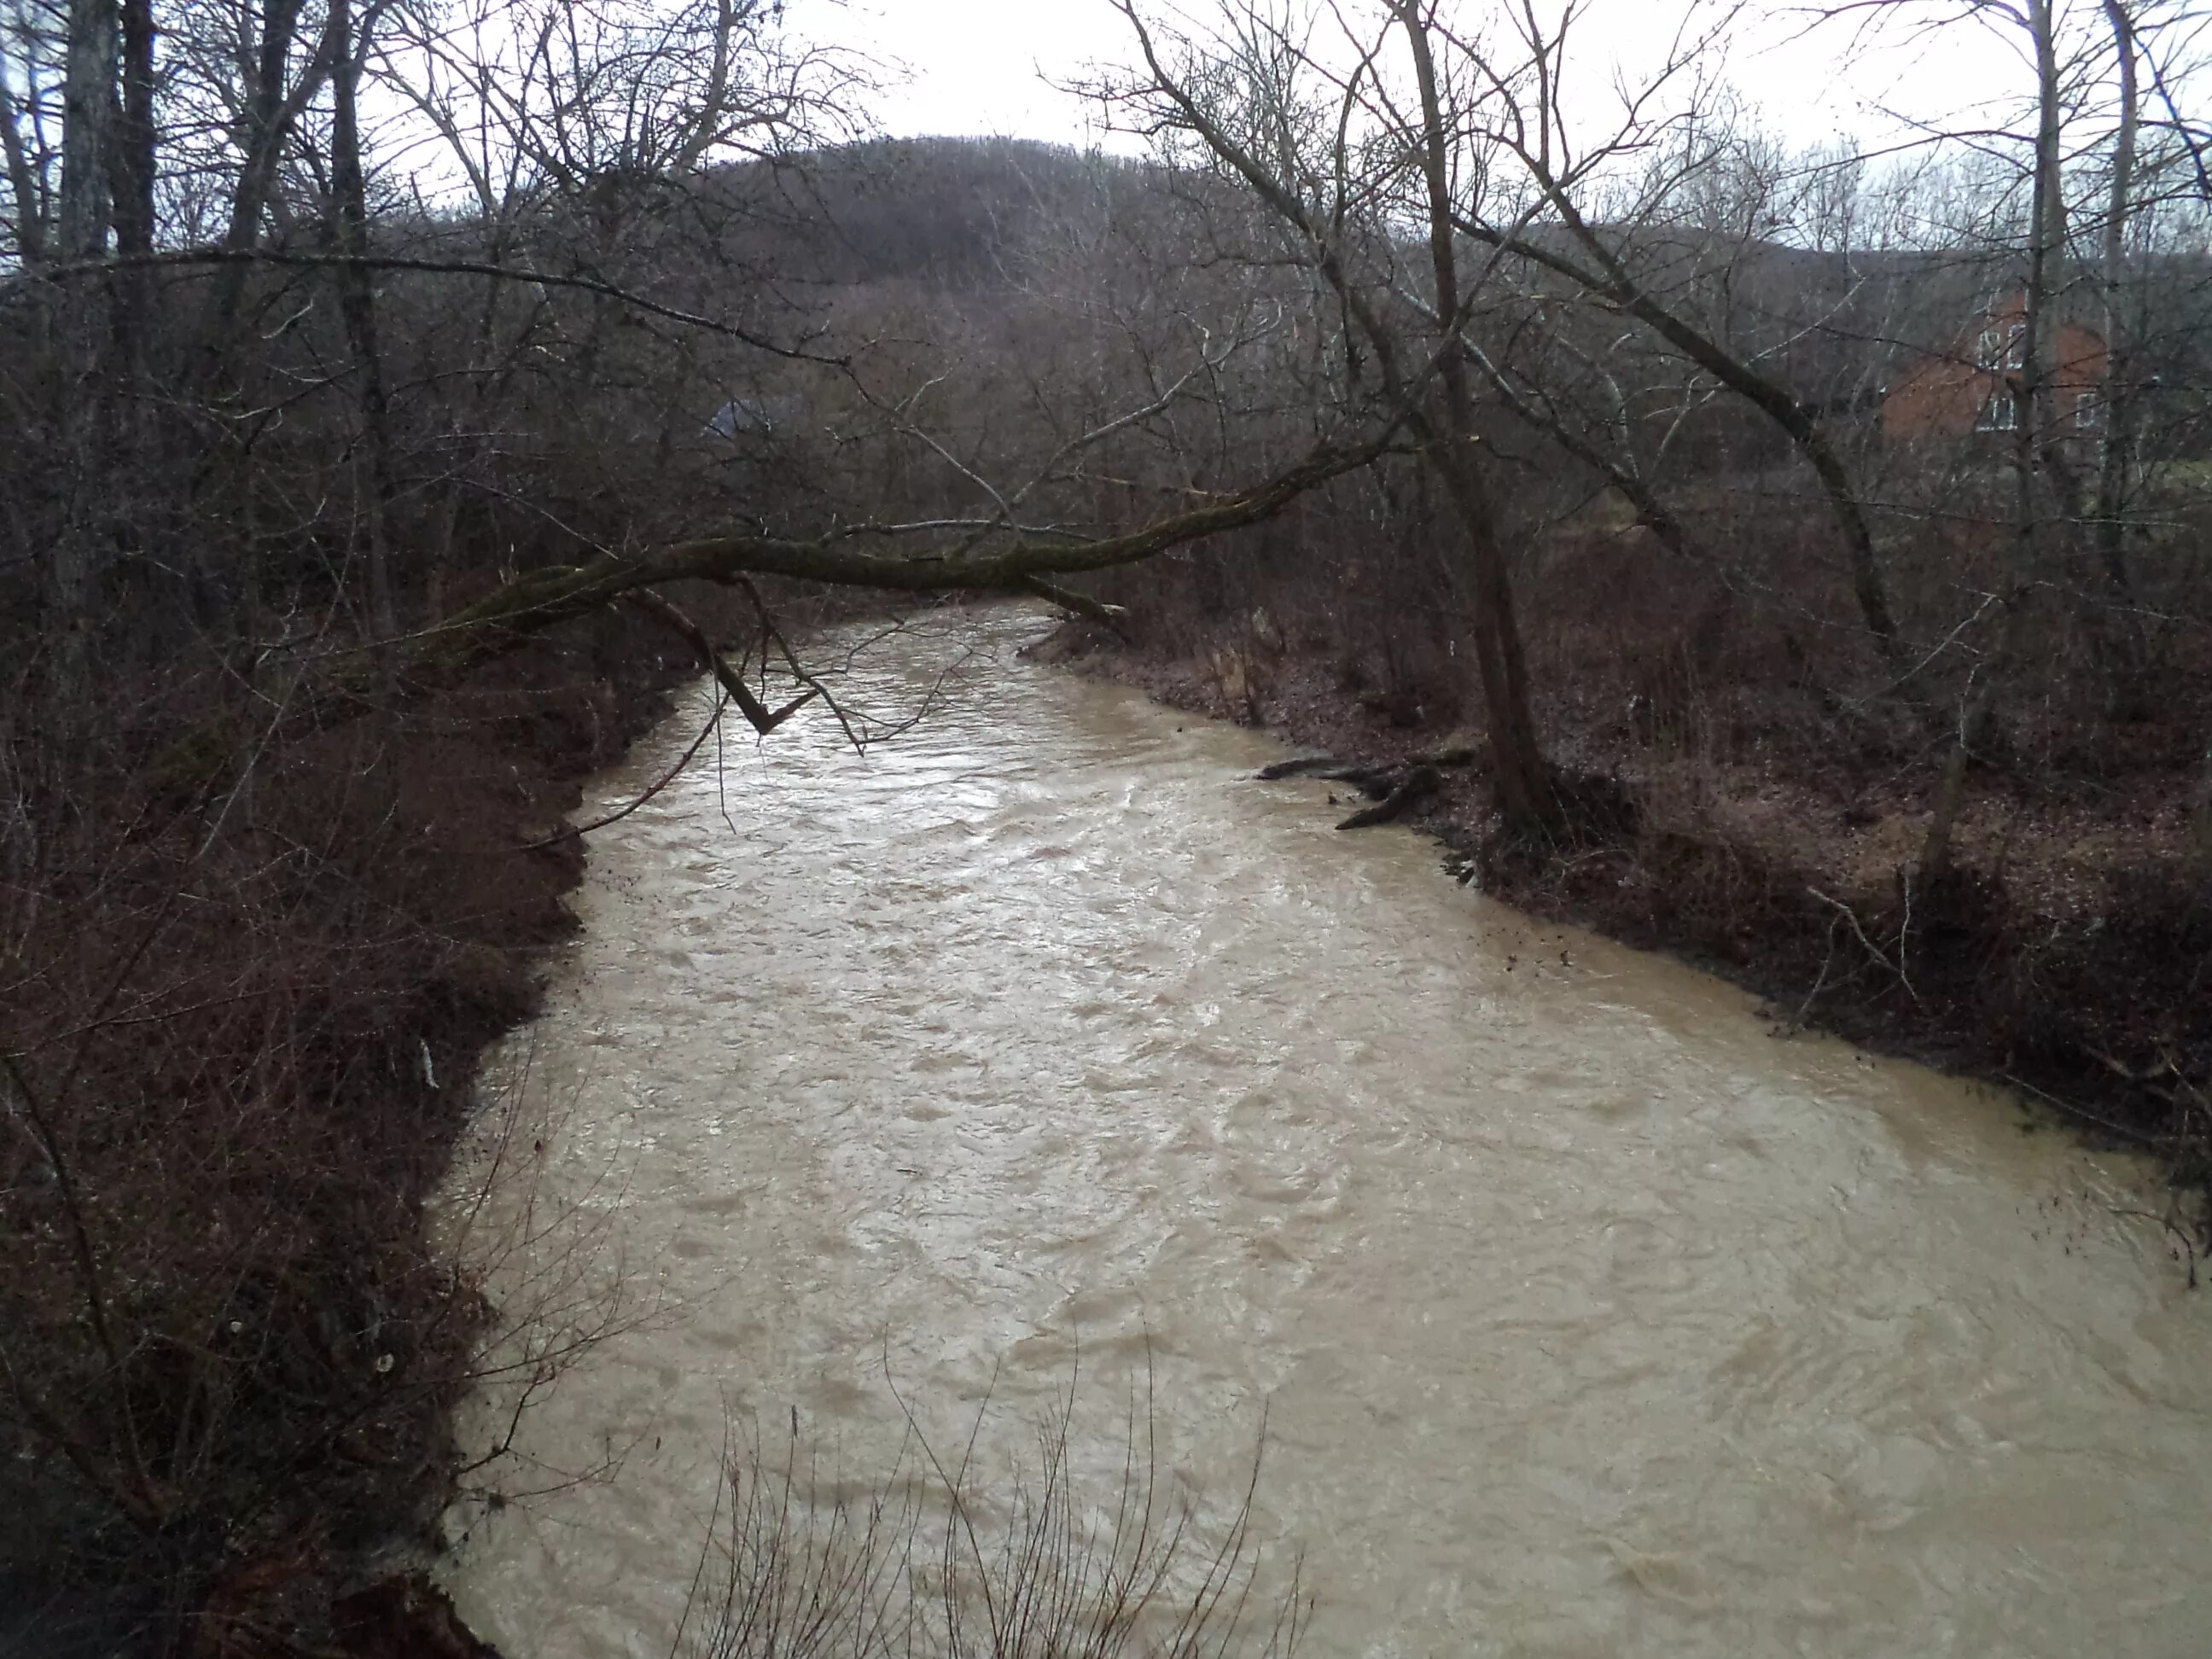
[443,606,2210,1657]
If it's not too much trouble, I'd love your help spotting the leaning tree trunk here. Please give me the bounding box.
[1120,0,1562,833]
[1461,179,1906,669]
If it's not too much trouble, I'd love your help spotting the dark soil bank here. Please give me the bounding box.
[1033,619,2212,1244]
[4,613,687,1657]
[3,587,875,1657]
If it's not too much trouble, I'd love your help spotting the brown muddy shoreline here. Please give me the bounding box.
[313,633,686,1657]
[1034,619,2212,1251]
[274,592,909,1656]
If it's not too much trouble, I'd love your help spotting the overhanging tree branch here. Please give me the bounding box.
[309,421,1402,700]
[623,587,818,733]
[1446,207,1907,661]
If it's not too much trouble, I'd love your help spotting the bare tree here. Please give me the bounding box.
[1096,0,1575,827]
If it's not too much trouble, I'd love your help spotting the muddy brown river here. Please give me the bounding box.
[443,607,2210,1656]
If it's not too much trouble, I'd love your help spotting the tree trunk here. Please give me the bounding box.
[2186,747,2212,890]
[102,0,157,536]
[57,1,116,259]
[0,61,48,264]
[197,0,334,380]
[108,0,154,261]
[48,0,120,711]
[329,0,399,639]
[1392,0,1554,834]
[1421,441,1552,830]
[1919,591,2025,883]
[2092,0,2148,704]
[2016,0,2068,547]
[1918,690,1989,883]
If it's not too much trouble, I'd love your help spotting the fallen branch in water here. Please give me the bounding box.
[1255,756,1397,795]
[1254,754,1350,781]
[294,427,1401,717]
[1022,575,1131,637]
[1338,766,1441,830]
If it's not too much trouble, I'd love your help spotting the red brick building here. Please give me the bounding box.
[1881,292,2108,450]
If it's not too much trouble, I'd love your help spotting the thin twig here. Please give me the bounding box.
[1790,912,1845,1033]
[1807,886,1922,1006]
[2002,1072,2161,1149]
[510,691,730,853]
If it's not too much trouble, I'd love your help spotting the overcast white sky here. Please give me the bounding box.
[792,0,2034,154]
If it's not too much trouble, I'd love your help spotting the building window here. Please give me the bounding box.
[1977,385,2019,432]
[1976,321,2026,373]
[2075,394,2103,432]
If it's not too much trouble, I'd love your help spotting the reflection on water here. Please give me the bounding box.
[445,606,2211,1657]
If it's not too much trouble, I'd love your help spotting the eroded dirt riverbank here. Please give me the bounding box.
[445,606,2211,1656]
[1041,618,2212,1219]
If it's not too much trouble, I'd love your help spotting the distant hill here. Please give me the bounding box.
[698,135,1161,291]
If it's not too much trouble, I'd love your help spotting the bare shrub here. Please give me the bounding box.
[436,1033,677,1508]
[676,1376,1305,1659]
